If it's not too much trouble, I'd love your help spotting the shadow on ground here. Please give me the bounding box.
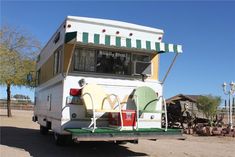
[0,126,147,157]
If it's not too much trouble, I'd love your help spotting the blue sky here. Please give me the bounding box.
[1,1,235,103]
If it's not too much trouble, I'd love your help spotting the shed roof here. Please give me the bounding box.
[166,94,202,104]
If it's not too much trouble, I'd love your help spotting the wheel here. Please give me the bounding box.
[130,140,138,144]
[40,125,49,135]
[114,141,128,145]
[54,133,72,146]
[115,140,138,145]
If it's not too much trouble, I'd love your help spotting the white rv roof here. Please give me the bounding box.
[67,16,164,34]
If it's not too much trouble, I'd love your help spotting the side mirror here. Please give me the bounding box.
[26,72,36,87]
[27,73,33,83]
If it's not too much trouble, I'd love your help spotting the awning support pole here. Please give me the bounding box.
[161,53,179,84]
[65,40,76,78]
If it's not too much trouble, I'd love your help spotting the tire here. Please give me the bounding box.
[114,141,128,145]
[54,133,72,146]
[130,140,139,144]
[115,140,138,145]
[40,125,49,135]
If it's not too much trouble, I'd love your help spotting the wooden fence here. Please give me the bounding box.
[0,101,34,110]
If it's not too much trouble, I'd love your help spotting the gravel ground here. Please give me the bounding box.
[0,109,235,157]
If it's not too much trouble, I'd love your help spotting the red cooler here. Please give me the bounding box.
[109,110,136,127]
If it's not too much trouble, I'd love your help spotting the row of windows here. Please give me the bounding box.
[73,48,150,75]
[36,47,151,86]
[54,48,61,75]
[36,48,61,86]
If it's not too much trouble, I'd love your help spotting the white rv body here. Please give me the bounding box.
[33,16,182,142]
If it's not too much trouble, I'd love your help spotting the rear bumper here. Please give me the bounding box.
[65,128,185,142]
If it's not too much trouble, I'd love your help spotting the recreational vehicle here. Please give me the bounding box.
[32,16,183,145]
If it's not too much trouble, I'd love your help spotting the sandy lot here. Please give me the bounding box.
[0,109,235,157]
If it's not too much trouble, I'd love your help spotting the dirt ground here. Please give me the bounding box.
[0,109,235,157]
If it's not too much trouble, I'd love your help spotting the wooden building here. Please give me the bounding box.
[166,94,207,128]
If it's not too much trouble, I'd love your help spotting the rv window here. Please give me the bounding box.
[96,51,131,75]
[54,49,61,75]
[36,55,40,63]
[73,48,131,75]
[132,54,151,76]
[54,32,60,44]
[36,69,41,86]
[74,49,96,72]
[132,54,150,62]
[73,48,151,76]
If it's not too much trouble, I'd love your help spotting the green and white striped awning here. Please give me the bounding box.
[65,31,182,53]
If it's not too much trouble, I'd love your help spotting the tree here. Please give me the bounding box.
[0,26,41,117]
[196,95,221,125]
[13,94,30,100]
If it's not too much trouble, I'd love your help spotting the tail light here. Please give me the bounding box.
[70,88,81,96]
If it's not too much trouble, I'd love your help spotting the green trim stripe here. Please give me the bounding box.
[65,32,182,53]
[146,41,151,50]
[82,32,89,43]
[116,37,121,47]
[94,34,100,44]
[136,40,141,49]
[126,38,131,48]
[105,35,110,46]
[173,45,178,52]
[155,42,160,52]
[164,43,169,52]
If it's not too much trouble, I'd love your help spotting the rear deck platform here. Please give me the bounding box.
[65,128,185,141]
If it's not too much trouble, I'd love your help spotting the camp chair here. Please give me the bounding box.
[133,86,168,131]
[81,84,123,132]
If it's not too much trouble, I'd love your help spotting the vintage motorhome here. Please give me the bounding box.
[33,16,183,145]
